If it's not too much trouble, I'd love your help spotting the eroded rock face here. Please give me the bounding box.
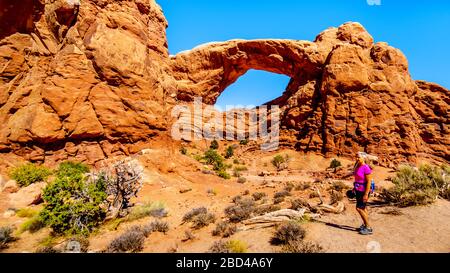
[0,0,448,166]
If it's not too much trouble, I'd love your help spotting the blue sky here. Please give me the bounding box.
[157,0,450,108]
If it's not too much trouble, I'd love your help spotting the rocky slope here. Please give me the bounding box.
[0,0,448,167]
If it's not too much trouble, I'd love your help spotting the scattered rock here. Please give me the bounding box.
[2,180,19,194]
[179,187,192,194]
[8,182,46,208]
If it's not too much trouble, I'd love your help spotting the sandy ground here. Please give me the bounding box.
[1,145,449,253]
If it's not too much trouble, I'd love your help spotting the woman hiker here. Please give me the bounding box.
[352,152,376,235]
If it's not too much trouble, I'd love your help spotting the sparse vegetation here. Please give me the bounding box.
[380,164,450,207]
[207,188,218,196]
[217,169,231,179]
[309,191,320,199]
[280,240,324,253]
[271,154,290,171]
[10,163,51,187]
[39,161,107,235]
[208,240,247,253]
[254,204,281,216]
[329,159,342,172]
[274,190,291,199]
[210,140,219,150]
[208,240,230,253]
[226,240,247,253]
[330,181,350,192]
[380,208,403,216]
[20,215,45,233]
[284,182,295,192]
[183,207,216,229]
[290,199,310,211]
[273,197,285,204]
[225,197,256,223]
[252,192,267,201]
[144,220,169,234]
[212,222,237,238]
[271,222,306,245]
[225,146,234,159]
[0,226,15,250]
[233,165,248,177]
[182,230,196,242]
[180,146,187,155]
[106,227,146,253]
[16,208,39,218]
[295,182,311,191]
[127,201,168,221]
[240,139,249,145]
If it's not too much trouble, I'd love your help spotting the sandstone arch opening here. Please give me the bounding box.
[214,69,291,111]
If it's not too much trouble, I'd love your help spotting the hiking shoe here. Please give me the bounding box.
[358,224,365,231]
[359,226,373,235]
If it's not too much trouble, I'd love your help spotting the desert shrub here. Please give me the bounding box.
[0,226,15,249]
[243,190,250,196]
[240,139,249,145]
[182,207,215,229]
[128,201,168,221]
[233,159,240,164]
[208,240,230,253]
[180,146,187,155]
[210,140,219,150]
[232,195,243,204]
[380,164,449,207]
[295,182,312,191]
[144,220,169,234]
[254,204,281,216]
[237,177,247,184]
[106,228,145,253]
[271,154,290,171]
[329,159,342,171]
[16,208,39,218]
[212,222,237,238]
[252,192,267,201]
[217,170,231,180]
[226,240,247,253]
[290,199,310,211]
[208,240,247,253]
[284,182,295,192]
[225,198,256,223]
[280,240,324,253]
[20,215,45,233]
[330,181,350,192]
[330,191,344,204]
[10,163,51,187]
[39,161,107,235]
[225,146,234,159]
[271,222,306,245]
[274,197,285,204]
[274,190,291,199]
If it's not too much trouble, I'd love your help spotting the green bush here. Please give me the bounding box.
[217,170,231,180]
[240,139,249,145]
[39,161,107,235]
[271,154,290,171]
[20,215,45,233]
[225,146,234,159]
[127,201,167,221]
[210,140,219,150]
[329,159,342,171]
[10,163,51,187]
[380,164,449,207]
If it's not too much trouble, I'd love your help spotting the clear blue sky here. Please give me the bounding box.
[157,0,450,108]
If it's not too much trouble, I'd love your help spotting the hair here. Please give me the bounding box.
[353,152,378,173]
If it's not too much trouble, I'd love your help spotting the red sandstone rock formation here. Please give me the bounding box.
[0,0,448,166]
